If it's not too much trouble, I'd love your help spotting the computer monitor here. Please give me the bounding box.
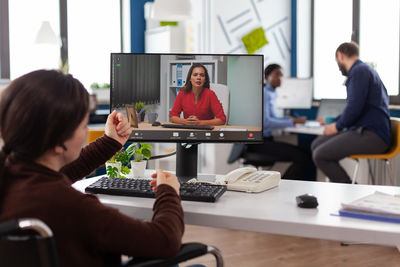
[110,53,264,180]
[316,99,347,118]
[275,78,313,109]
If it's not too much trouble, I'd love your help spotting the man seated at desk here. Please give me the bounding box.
[169,63,226,126]
[247,64,315,181]
[311,42,391,183]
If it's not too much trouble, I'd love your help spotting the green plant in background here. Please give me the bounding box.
[365,61,377,70]
[135,102,148,122]
[90,82,110,89]
[134,101,147,113]
[127,143,153,162]
[90,82,100,89]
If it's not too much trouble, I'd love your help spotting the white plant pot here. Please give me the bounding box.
[105,162,122,178]
[131,160,147,178]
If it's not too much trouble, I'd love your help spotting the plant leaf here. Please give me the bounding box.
[121,165,130,175]
[106,166,118,178]
[142,149,151,159]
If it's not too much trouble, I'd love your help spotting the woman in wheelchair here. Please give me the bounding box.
[0,70,185,267]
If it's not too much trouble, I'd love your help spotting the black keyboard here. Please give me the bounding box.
[161,124,214,130]
[85,177,227,203]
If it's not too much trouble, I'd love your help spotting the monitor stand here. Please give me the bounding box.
[175,143,216,183]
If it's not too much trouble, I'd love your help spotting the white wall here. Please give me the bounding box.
[227,55,262,126]
[209,0,292,75]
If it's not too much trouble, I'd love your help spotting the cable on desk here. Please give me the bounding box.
[148,151,177,160]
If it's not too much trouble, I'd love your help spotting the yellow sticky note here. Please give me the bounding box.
[160,21,178,26]
[241,27,269,54]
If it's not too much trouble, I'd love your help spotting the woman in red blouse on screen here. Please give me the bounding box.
[169,63,226,126]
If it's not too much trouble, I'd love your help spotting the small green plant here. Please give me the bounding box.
[106,143,152,178]
[106,150,130,178]
[90,82,100,89]
[134,102,147,113]
[106,165,120,178]
[90,82,110,89]
[127,142,153,162]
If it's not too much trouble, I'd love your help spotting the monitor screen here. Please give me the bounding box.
[276,78,313,109]
[110,53,264,144]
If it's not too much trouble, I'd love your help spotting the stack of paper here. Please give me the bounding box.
[339,191,400,223]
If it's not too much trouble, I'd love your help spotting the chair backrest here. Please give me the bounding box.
[0,218,59,267]
[87,130,105,144]
[210,83,230,123]
[384,117,400,158]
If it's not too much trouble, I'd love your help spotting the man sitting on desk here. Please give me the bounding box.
[169,63,226,126]
[247,64,315,181]
[312,42,391,183]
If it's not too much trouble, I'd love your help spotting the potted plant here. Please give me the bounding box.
[105,149,131,178]
[135,102,147,122]
[127,142,152,178]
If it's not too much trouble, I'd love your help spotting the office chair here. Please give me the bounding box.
[210,83,230,122]
[350,117,400,185]
[87,130,105,144]
[0,218,224,267]
[227,144,276,169]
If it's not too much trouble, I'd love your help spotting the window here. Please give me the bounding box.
[313,0,400,99]
[9,0,60,79]
[67,0,121,88]
[359,0,399,96]
[313,0,352,99]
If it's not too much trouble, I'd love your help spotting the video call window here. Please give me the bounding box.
[111,53,263,143]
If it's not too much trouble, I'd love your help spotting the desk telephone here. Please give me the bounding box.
[188,167,281,193]
[221,167,281,193]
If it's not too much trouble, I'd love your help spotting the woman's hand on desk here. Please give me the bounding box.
[185,115,200,125]
[170,116,200,125]
[105,110,132,145]
[150,168,180,196]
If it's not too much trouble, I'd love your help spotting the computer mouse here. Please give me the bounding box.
[296,194,318,208]
[152,121,161,126]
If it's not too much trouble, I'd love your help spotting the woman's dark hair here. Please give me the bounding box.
[0,69,89,196]
[264,63,282,79]
[183,63,210,92]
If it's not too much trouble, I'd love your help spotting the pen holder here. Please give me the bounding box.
[137,111,146,122]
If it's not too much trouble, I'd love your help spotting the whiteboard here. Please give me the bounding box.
[276,78,313,109]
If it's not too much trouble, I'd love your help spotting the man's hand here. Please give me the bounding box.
[105,110,132,145]
[323,122,338,136]
[316,117,326,125]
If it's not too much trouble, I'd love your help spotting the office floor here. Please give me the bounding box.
[182,225,400,267]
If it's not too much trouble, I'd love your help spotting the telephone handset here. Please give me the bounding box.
[221,167,281,193]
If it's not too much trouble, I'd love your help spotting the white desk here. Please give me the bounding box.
[73,176,400,247]
[284,125,324,135]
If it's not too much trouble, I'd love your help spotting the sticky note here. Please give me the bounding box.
[242,27,269,54]
[160,21,178,26]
